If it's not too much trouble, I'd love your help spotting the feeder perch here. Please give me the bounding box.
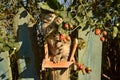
[42,59,74,70]
[42,38,78,70]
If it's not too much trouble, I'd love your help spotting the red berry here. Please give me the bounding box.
[95,29,101,35]
[66,35,71,41]
[100,36,105,42]
[64,23,69,29]
[79,65,84,69]
[102,31,107,36]
[76,62,84,69]
[59,34,64,41]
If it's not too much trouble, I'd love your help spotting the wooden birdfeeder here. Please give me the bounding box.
[42,39,78,70]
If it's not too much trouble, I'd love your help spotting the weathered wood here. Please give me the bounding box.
[0,51,12,80]
[78,29,102,80]
[69,38,78,62]
[13,7,39,80]
[42,38,78,70]
[51,68,70,80]
[42,38,79,80]
[42,60,73,69]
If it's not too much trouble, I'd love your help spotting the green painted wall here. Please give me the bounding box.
[0,51,12,80]
[13,7,39,80]
[78,29,102,80]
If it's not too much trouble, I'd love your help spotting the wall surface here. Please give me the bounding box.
[0,51,12,80]
[78,29,102,80]
[13,7,39,80]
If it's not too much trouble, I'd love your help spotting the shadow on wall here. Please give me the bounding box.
[17,22,40,79]
[14,7,46,80]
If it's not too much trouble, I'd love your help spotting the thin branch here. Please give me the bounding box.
[102,74,110,80]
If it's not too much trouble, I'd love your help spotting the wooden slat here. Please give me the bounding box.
[78,29,102,80]
[0,51,12,80]
[42,60,73,69]
[13,7,39,80]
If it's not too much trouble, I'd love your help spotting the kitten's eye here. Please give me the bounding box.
[49,13,55,17]
[48,17,53,21]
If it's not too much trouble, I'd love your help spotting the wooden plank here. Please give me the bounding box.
[78,29,102,80]
[0,51,12,80]
[42,60,73,69]
[13,7,39,80]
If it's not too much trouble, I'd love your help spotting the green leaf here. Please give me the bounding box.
[70,19,76,25]
[55,10,67,18]
[3,46,10,51]
[58,24,65,34]
[64,12,73,22]
[87,10,93,17]
[55,10,73,24]
[106,13,111,20]
[0,43,3,48]
[38,3,55,12]
[7,42,14,48]
[47,0,62,10]
[7,35,13,39]
[112,26,118,38]
[82,23,89,31]
[0,38,4,42]
[75,16,81,22]
[77,5,83,13]
[79,16,87,27]
[79,21,86,27]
